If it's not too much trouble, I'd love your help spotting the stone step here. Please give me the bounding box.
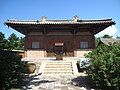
[45,65,72,67]
[44,70,73,72]
[45,66,72,68]
[44,68,72,71]
[44,72,73,74]
[43,61,73,75]
[45,63,71,65]
[46,62,71,64]
[44,71,73,73]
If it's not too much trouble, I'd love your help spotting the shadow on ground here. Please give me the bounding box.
[22,73,55,89]
[71,76,95,89]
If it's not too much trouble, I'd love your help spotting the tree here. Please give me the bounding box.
[0,32,24,50]
[85,44,120,89]
[116,35,120,39]
[8,33,24,50]
[19,37,25,50]
[0,50,25,89]
[0,32,9,49]
[95,37,100,47]
[102,34,112,38]
[0,32,5,41]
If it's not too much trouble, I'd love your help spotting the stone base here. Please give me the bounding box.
[26,50,45,58]
[74,49,92,57]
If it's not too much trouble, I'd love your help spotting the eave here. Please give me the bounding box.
[5,19,115,35]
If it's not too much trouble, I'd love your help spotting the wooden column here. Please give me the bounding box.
[24,30,28,57]
[44,27,47,57]
[73,29,76,57]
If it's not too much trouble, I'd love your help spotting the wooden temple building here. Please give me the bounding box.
[5,16,115,58]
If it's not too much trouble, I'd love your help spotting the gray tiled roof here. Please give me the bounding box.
[5,18,115,25]
[4,17,115,35]
[100,38,120,45]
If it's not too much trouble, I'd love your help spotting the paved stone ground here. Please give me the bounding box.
[22,73,95,90]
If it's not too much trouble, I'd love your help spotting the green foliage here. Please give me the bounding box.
[0,32,5,41]
[0,50,24,89]
[95,37,100,47]
[8,33,24,50]
[102,34,112,38]
[0,32,9,49]
[85,44,120,89]
[116,35,120,39]
[0,32,24,50]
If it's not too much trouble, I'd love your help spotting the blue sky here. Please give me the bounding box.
[0,0,120,38]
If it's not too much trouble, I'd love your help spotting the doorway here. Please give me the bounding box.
[55,43,64,54]
[55,43,64,60]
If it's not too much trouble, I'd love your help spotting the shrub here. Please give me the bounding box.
[0,50,24,89]
[85,44,120,89]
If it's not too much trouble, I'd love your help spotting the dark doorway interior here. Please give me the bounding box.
[55,43,64,54]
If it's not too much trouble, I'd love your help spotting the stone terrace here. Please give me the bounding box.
[22,73,94,90]
[22,58,95,90]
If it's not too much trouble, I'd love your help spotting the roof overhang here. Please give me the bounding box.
[100,38,120,46]
[5,19,115,35]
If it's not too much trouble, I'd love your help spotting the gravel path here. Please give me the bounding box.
[22,73,95,90]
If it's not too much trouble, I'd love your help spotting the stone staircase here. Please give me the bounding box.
[43,61,73,75]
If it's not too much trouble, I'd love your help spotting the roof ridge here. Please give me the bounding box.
[80,19,112,22]
[6,18,113,22]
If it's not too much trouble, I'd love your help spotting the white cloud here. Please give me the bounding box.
[95,25,117,37]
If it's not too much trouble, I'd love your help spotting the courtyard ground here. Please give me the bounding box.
[21,58,95,90]
[22,73,95,90]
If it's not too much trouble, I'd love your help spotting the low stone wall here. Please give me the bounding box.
[25,49,92,58]
[26,50,45,58]
[74,49,92,57]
